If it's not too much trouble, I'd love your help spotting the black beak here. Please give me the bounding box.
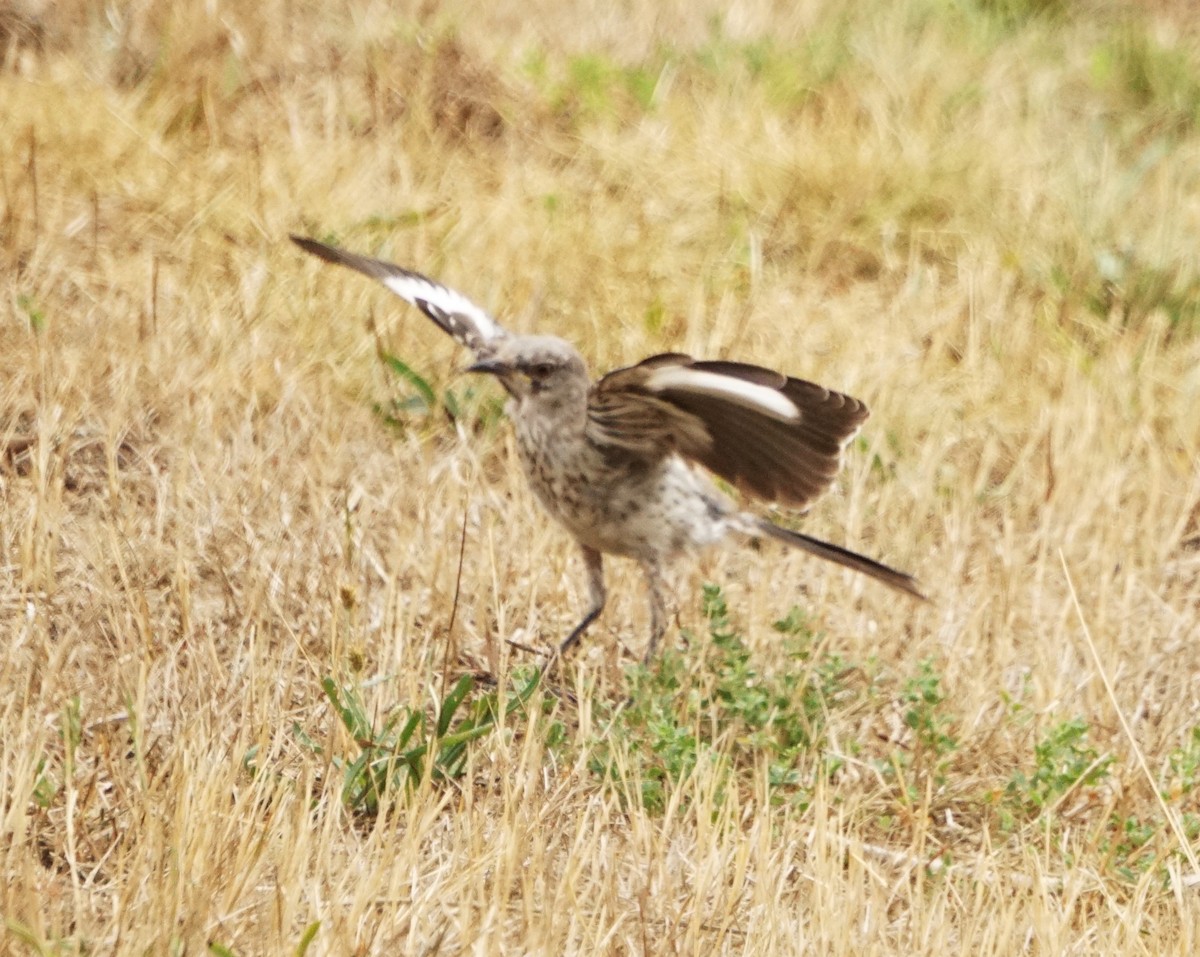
[465,358,512,377]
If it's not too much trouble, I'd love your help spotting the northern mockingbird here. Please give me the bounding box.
[292,235,924,661]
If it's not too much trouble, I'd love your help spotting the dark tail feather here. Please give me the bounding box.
[755,519,927,601]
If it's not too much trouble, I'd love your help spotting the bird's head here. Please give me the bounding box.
[467,335,589,408]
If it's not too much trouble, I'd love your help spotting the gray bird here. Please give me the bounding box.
[291,235,924,661]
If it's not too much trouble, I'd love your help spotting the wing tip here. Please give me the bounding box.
[290,234,342,265]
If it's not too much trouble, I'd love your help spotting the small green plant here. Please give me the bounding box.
[30,696,82,810]
[693,24,851,106]
[590,585,852,812]
[1047,245,1200,338]
[319,669,542,815]
[875,659,960,799]
[901,659,959,760]
[377,352,436,412]
[17,293,45,333]
[209,922,319,957]
[1163,725,1200,800]
[523,48,671,126]
[372,348,506,434]
[973,0,1069,30]
[1006,717,1113,818]
[1103,814,1158,882]
[1090,26,1200,134]
[31,756,58,809]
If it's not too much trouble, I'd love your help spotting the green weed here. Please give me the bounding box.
[1163,725,1200,800]
[209,922,319,957]
[525,49,669,125]
[589,585,851,812]
[17,293,45,333]
[902,659,959,761]
[372,347,507,434]
[1090,27,1200,135]
[1005,717,1113,819]
[317,669,542,815]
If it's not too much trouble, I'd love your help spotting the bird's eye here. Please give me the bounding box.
[528,362,554,379]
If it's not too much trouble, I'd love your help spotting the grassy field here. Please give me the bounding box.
[3,0,1200,952]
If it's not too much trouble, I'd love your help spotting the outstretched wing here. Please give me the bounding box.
[587,353,869,509]
[290,235,506,356]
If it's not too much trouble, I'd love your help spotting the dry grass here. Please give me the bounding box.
[3,0,1200,952]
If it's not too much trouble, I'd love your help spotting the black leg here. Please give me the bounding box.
[559,545,606,655]
[639,558,668,664]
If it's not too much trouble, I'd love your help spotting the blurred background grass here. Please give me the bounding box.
[2,0,1199,953]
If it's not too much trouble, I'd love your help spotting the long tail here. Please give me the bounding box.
[752,517,927,600]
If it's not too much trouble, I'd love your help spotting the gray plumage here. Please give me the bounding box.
[291,235,924,661]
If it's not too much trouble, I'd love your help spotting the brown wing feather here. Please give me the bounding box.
[587,354,869,508]
[663,382,866,507]
[587,378,709,461]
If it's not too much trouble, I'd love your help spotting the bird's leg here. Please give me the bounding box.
[639,558,668,664]
[559,545,606,655]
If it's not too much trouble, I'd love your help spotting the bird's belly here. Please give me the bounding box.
[517,444,730,560]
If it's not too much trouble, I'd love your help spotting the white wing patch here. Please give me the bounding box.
[644,366,800,422]
[380,273,505,350]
